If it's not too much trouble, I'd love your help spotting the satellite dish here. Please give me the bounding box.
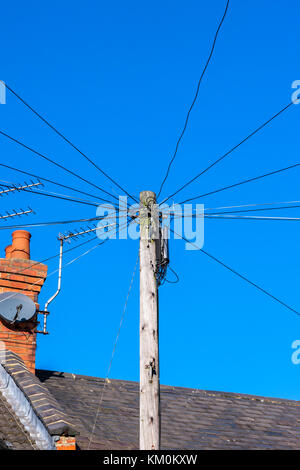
[0,292,36,323]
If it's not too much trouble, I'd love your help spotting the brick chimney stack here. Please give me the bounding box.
[0,231,48,373]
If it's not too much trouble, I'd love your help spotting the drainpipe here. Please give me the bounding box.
[43,238,63,333]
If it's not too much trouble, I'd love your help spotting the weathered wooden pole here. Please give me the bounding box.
[139,190,160,450]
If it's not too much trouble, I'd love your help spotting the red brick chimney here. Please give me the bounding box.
[0,231,47,373]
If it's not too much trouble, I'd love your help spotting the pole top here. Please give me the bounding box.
[139,191,156,205]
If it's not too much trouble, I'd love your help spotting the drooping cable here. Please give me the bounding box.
[5,83,138,204]
[88,237,138,449]
[0,215,111,230]
[171,204,300,218]
[157,0,230,199]
[0,162,113,203]
[170,228,299,316]
[0,225,127,334]
[0,129,123,204]
[164,266,180,285]
[179,161,300,204]
[196,204,300,216]
[0,220,130,304]
[204,215,300,221]
[0,183,102,208]
[162,101,295,205]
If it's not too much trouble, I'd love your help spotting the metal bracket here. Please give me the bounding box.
[36,310,50,335]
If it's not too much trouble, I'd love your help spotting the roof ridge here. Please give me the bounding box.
[1,352,78,438]
[35,368,300,407]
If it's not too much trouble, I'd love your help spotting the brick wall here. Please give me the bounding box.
[55,437,76,450]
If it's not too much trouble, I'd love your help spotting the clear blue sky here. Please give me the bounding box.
[1,0,300,400]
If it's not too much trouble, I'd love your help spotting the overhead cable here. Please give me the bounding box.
[157,0,230,198]
[170,228,300,316]
[162,101,295,204]
[5,83,138,204]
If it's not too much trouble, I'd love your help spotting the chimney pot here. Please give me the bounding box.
[11,230,31,260]
[5,245,12,259]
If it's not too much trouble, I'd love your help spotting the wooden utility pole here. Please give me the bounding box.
[139,190,160,450]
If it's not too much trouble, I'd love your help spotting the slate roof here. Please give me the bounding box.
[0,350,79,449]
[0,394,34,450]
[0,439,7,450]
[0,351,77,438]
[36,369,300,450]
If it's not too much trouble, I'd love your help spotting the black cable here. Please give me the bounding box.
[170,228,300,317]
[0,220,129,279]
[0,162,113,204]
[0,129,123,204]
[19,188,100,208]
[204,215,300,221]
[0,183,102,208]
[0,215,108,230]
[210,205,300,215]
[185,204,300,217]
[179,161,300,204]
[201,248,300,316]
[34,234,100,266]
[162,101,294,205]
[157,0,230,199]
[165,266,180,284]
[5,83,138,204]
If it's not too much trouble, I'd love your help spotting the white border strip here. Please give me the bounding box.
[0,363,55,450]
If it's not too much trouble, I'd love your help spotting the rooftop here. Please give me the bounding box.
[35,369,300,450]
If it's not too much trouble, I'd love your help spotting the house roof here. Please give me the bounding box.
[0,350,77,450]
[0,395,34,450]
[36,369,300,450]
[1,350,300,450]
